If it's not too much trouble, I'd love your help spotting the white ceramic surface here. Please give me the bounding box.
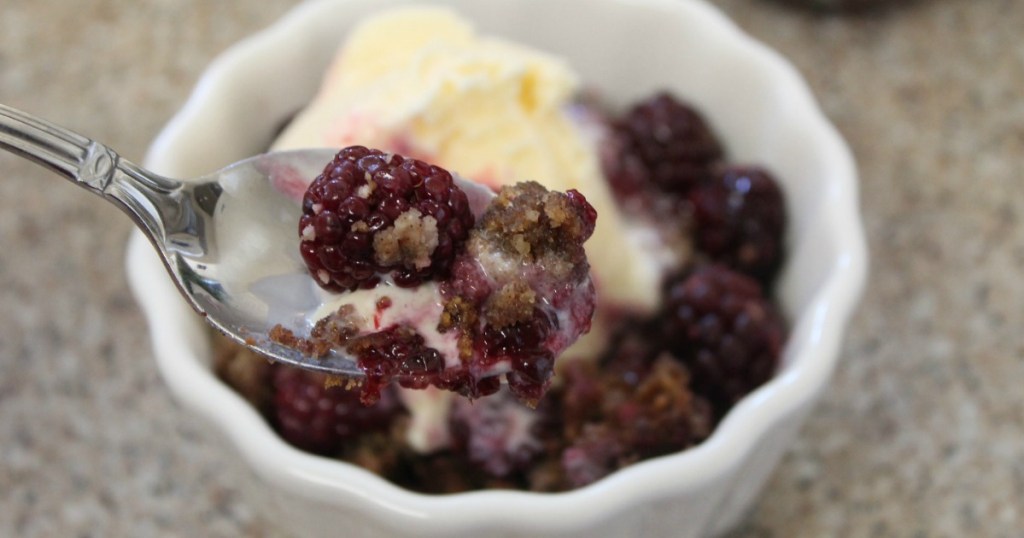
[125,0,868,536]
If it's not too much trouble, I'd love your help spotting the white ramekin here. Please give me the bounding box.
[126,0,867,536]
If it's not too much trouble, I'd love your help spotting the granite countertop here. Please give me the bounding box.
[1,0,1021,536]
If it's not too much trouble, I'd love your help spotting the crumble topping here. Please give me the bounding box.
[269,305,363,360]
[471,181,589,284]
[438,181,595,358]
[483,281,536,329]
[373,208,439,269]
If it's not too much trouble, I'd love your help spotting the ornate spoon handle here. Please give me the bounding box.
[0,103,183,247]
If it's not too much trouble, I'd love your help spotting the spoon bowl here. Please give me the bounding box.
[0,104,364,376]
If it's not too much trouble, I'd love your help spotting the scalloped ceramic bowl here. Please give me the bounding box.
[126,0,867,536]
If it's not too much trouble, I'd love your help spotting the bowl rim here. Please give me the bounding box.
[128,0,868,531]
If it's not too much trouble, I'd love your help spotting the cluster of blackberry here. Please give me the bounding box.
[607,91,786,284]
[226,91,789,492]
[515,92,791,485]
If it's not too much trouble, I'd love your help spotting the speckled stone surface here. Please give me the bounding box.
[1,0,1021,536]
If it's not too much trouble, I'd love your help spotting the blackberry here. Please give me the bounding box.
[270,366,404,455]
[688,166,786,283]
[299,146,474,292]
[480,309,557,405]
[660,265,786,415]
[613,92,723,194]
[347,325,455,405]
[598,319,664,387]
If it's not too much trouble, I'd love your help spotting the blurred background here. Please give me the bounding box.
[1,0,1021,535]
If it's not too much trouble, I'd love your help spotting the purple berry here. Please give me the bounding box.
[689,166,786,282]
[660,265,786,414]
[271,366,404,454]
[299,146,474,292]
[613,92,723,194]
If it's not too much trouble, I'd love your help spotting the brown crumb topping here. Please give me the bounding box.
[438,295,478,362]
[268,305,363,361]
[471,181,590,337]
[373,208,439,269]
[439,181,594,358]
[483,281,536,329]
[471,181,590,283]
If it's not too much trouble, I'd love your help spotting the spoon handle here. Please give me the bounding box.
[0,103,122,190]
[0,103,182,247]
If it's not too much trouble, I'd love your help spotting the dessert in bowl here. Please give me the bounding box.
[127,0,866,536]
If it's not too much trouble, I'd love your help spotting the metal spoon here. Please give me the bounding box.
[0,103,364,377]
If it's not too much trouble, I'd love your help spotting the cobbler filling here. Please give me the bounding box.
[273,147,597,406]
[220,91,789,492]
